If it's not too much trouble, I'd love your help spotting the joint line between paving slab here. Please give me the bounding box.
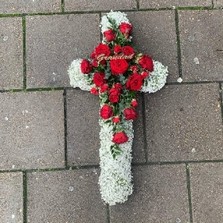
[2,160,223,173]
[63,89,68,167]
[186,164,193,223]
[141,94,149,163]
[1,82,223,94]
[22,16,27,90]
[219,83,223,124]
[106,204,111,223]
[61,0,65,13]
[0,7,219,18]
[174,9,182,78]
[136,0,139,10]
[23,171,28,223]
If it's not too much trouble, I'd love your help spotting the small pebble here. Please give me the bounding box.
[68,186,74,192]
[176,218,181,223]
[191,148,196,153]
[5,117,9,121]
[194,57,199,65]
[177,77,183,83]
[3,36,8,41]
[12,214,15,219]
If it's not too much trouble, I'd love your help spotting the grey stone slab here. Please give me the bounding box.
[27,169,107,223]
[140,0,211,8]
[127,11,179,82]
[214,0,223,7]
[66,89,100,166]
[110,165,189,223]
[179,10,223,81]
[0,91,65,170]
[190,163,223,223]
[65,0,137,11]
[0,17,23,90]
[67,90,146,166]
[26,14,100,88]
[0,172,23,223]
[0,0,60,13]
[145,83,223,162]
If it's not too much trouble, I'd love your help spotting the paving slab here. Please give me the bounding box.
[26,14,100,88]
[66,89,100,166]
[0,172,23,223]
[110,165,189,223]
[67,90,145,166]
[179,10,223,81]
[190,163,223,223]
[145,83,223,162]
[0,91,65,170]
[214,0,223,7]
[127,11,179,82]
[0,0,60,14]
[27,169,107,223]
[65,0,137,11]
[139,0,212,8]
[0,17,23,90]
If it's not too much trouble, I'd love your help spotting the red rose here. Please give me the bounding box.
[90,51,96,59]
[80,59,92,74]
[103,29,116,42]
[119,22,132,35]
[112,116,120,123]
[114,83,122,91]
[130,65,138,73]
[112,131,128,144]
[122,46,134,56]
[109,88,120,103]
[126,73,143,91]
[100,104,113,119]
[95,43,110,58]
[123,108,137,120]
[114,45,122,54]
[131,99,138,107]
[110,59,129,75]
[90,87,99,95]
[93,72,105,87]
[100,84,109,93]
[141,71,150,79]
[92,59,98,67]
[138,55,154,71]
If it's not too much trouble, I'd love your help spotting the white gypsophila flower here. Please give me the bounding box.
[68,59,93,91]
[100,11,130,33]
[99,119,134,205]
[141,60,168,93]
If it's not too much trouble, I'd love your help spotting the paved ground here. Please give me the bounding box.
[0,1,223,223]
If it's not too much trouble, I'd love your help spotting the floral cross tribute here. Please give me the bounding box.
[68,11,168,206]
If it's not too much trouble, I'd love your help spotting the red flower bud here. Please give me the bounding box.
[112,116,120,123]
[131,99,138,107]
[112,131,128,144]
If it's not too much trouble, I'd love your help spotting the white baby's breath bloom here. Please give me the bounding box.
[100,11,130,33]
[68,59,93,91]
[141,60,168,93]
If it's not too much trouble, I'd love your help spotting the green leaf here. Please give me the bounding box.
[110,144,122,159]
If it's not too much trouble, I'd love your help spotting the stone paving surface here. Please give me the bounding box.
[0,1,223,223]
[0,17,23,90]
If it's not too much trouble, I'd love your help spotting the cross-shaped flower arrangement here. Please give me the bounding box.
[68,11,168,206]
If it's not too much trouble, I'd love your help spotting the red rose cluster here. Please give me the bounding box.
[80,19,154,148]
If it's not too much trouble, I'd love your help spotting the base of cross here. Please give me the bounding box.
[68,11,168,205]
